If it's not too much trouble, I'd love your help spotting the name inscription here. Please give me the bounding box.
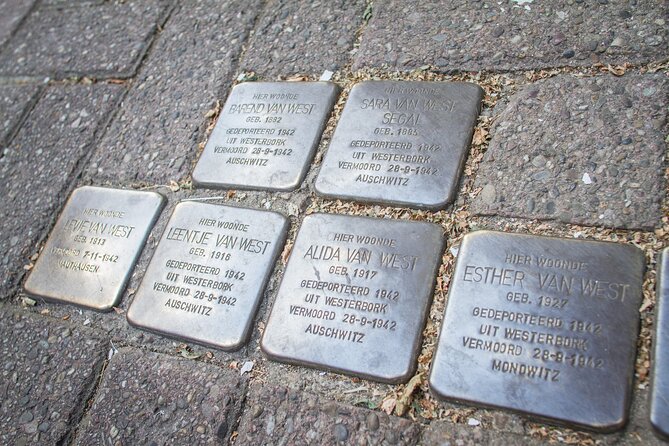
[193,82,339,191]
[429,231,645,431]
[127,202,288,351]
[24,186,165,311]
[261,213,444,383]
[315,81,483,209]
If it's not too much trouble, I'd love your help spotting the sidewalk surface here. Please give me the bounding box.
[0,0,667,444]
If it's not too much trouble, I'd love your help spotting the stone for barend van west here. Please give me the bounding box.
[193,82,338,191]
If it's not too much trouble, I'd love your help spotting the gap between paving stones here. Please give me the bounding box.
[4,28,667,446]
[0,1,178,298]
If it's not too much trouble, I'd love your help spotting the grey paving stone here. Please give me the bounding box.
[235,385,421,445]
[0,83,40,146]
[88,0,262,185]
[422,422,539,446]
[471,74,667,230]
[354,0,668,72]
[75,347,245,445]
[0,0,36,48]
[241,0,366,77]
[40,0,104,8]
[0,305,108,445]
[0,0,170,79]
[0,84,123,299]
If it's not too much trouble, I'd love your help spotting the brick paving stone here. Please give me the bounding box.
[354,0,668,72]
[0,0,36,48]
[471,74,667,230]
[0,306,108,445]
[75,347,245,445]
[0,0,170,79]
[241,0,366,78]
[0,83,40,146]
[0,84,122,299]
[235,385,421,445]
[422,422,540,446]
[87,0,262,185]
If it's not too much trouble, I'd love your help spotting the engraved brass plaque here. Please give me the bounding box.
[127,202,288,350]
[261,213,444,383]
[24,186,165,311]
[315,81,483,209]
[651,247,669,439]
[192,81,339,191]
[429,231,645,432]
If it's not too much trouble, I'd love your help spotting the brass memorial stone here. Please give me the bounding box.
[261,213,444,383]
[429,231,645,432]
[127,202,288,350]
[24,186,165,311]
[192,81,339,191]
[650,247,669,439]
[315,81,483,209]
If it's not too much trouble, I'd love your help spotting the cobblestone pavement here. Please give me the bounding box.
[0,0,666,444]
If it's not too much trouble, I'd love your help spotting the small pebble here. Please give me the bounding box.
[366,412,380,431]
[18,411,33,424]
[333,423,348,441]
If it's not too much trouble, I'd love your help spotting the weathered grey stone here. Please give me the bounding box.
[0,84,123,299]
[0,0,170,78]
[354,0,668,71]
[471,74,667,230]
[235,385,420,445]
[0,83,40,145]
[0,0,37,47]
[74,347,245,445]
[0,306,108,445]
[422,421,539,446]
[241,0,366,77]
[88,0,262,185]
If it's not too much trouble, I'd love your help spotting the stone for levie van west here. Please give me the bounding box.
[261,213,444,383]
[0,84,122,299]
[24,186,165,311]
[315,81,482,209]
[651,247,669,439]
[429,230,645,432]
[87,0,262,185]
[74,348,245,445]
[0,0,170,78]
[235,385,420,446]
[471,74,668,230]
[240,0,366,77]
[127,201,288,350]
[193,82,338,191]
[0,307,107,445]
[354,0,668,72]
